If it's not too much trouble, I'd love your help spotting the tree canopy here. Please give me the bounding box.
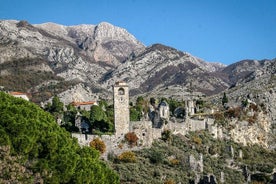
[0,92,119,183]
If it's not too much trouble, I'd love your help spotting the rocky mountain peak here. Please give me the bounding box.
[34,22,68,37]
[147,43,183,53]
[93,22,144,48]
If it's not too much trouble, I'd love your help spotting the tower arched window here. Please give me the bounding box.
[118,88,125,95]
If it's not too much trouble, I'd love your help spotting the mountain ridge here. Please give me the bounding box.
[0,19,275,104]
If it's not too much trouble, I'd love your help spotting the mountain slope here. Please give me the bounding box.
[221,59,275,85]
[102,44,228,96]
[0,19,275,105]
[0,20,145,103]
[35,21,145,66]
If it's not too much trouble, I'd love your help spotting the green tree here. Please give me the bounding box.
[105,104,114,124]
[0,92,119,183]
[44,95,64,120]
[51,95,64,113]
[62,104,78,132]
[136,96,144,105]
[130,107,141,121]
[167,98,183,114]
[222,92,229,106]
[130,96,149,121]
[90,105,107,123]
[98,99,108,109]
[90,105,114,133]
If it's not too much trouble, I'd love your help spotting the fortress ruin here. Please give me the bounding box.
[72,82,221,157]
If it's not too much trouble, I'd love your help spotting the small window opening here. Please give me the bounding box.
[118,88,125,95]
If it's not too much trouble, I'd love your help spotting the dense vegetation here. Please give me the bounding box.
[0,92,119,183]
[109,131,276,184]
[44,96,115,135]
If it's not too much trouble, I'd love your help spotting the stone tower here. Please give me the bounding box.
[114,81,130,137]
[186,100,195,116]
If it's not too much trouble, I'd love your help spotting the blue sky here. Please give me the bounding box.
[1,0,276,65]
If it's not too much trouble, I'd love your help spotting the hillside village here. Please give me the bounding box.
[71,81,219,154]
[4,80,276,183]
[4,79,274,154]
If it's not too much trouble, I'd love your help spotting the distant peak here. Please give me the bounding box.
[38,22,62,26]
[147,43,183,54]
[150,43,176,50]
[97,22,113,27]
[16,20,32,27]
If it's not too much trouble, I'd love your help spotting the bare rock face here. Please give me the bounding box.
[230,112,271,148]
[44,83,101,106]
[36,21,145,66]
[90,22,145,65]
[0,20,145,102]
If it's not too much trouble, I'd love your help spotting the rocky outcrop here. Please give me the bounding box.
[36,21,145,66]
[230,112,271,148]
[210,60,276,148]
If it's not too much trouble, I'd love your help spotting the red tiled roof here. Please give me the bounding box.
[10,91,28,96]
[71,101,96,106]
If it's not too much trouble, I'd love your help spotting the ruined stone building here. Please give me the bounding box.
[72,81,220,156]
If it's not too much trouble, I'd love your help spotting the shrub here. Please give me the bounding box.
[164,178,176,184]
[169,158,180,166]
[161,129,172,142]
[118,143,123,149]
[249,103,258,111]
[107,151,116,162]
[213,112,226,125]
[149,149,164,164]
[192,136,202,145]
[125,132,138,147]
[251,173,270,184]
[89,137,106,154]
[225,107,242,119]
[118,151,137,163]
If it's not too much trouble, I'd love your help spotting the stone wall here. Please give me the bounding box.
[72,133,133,158]
[130,121,155,147]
